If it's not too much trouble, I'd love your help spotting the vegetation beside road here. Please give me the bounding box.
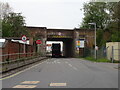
[84,57,110,62]
[1,2,29,37]
[83,57,119,63]
[80,2,120,47]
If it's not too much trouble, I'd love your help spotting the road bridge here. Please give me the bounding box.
[27,26,95,57]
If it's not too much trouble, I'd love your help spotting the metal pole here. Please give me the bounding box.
[24,42,26,53]
[112,46,114,63]
[95,23,97,60]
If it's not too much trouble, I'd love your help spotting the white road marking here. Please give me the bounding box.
[73,67,78,71]
[21,81,40,84]
[68,64,73,67]
[13,85,37,88]
[66,62,78,71]
[46,60,61,64]
[57,62,61,63]
[49,83,67,86]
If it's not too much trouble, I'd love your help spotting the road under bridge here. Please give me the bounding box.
[27,27,95,58]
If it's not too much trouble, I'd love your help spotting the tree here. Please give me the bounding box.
[0,2,12,37]
[0,2,12,19]
[80,2,120,47]
[2,13,29,37]
[106,2,120,42]
[0,2,29,37]
[80,2,109,30]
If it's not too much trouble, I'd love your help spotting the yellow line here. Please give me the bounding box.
[0,60,48,80]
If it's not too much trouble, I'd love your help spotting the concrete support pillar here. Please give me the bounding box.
[72,38,76,57]
[36,29,47,57]
[62,41,67,57]
[73,30,80,57]
[63,39,75,58]
[37,37,47,57]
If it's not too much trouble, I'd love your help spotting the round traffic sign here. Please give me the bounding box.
[21,35,27,42]
[36,40,42,44]
[58,32,62,35]
[95,46,98,50]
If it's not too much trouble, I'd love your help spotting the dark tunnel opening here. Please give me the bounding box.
[47,38,75,58]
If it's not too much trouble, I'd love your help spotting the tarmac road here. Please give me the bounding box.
[2,58,118,88]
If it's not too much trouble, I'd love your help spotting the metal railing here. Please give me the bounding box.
[83,47,107,59]
[1,52,37,61]
[0,52,46,73]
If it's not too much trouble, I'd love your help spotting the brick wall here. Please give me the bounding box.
[1,40,35,62]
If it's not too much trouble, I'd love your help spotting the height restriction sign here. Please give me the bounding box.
[21,35,27,42]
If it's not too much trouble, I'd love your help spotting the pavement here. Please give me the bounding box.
[1,58,119,88]
[0,57,47,78]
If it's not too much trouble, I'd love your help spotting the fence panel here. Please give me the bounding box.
[83,47,107,59]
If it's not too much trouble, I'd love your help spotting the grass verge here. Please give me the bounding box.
[84,57,111,63]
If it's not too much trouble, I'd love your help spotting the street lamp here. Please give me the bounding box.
[88,23,97,59]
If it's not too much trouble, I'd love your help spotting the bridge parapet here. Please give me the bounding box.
[47,29,74,39]
[27,26,95,57]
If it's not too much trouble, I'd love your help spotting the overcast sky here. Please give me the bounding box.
[2,0,90,29]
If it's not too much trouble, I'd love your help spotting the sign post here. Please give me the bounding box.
[21,35,27,53]
[95,46,98,60]
[36,40,42,53]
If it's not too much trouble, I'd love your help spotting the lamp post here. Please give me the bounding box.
[88,23,97,59]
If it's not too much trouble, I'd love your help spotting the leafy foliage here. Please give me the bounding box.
[0,2,12,19]
[80,2,120,47]
[2,13,29,37]
[1,2,29,37]
[81,2,109,29]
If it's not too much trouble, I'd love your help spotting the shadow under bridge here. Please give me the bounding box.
[47,38,75,58]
